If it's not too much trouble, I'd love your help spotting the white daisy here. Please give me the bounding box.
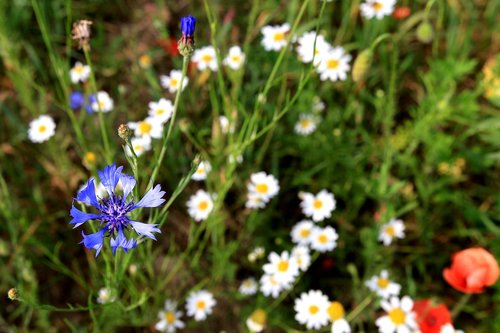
[313,97,326,112]
[185,290,216,321]
[126,136,152,157]
[260,273,290,298]
[300,190,336,222]
[378,218,405,246]
[317,46,352,82]
[160,70,188,93]
[296,31,332,65]
[187,190,214,221]
[262,251,299,285]
[70,61,90,84]
[261,23,291,51]
[294,290,330,330]
[223,46,245,70]
[90,91,114,113]
[219,115,235,134]
[148,98,174,124]
[375,296,418,333]
[128,117,163,140]
[365,270,401,299]
[328,302,351,333]
[239,278,258,295]
[360,0,396,20]
[440,323,465,333]
[291,220,315,245]
[192,46,218,71]
[310,226,339,253]
[192,161,211,181]
[246,192,268,209]
[248,172,280,201]
[248,247,265,263]
[292,245,311,271]
[246,309,267,333]
[155,300,185,333]
[295,113,319,135]
[96,287,115,304]
[28,115,56,143]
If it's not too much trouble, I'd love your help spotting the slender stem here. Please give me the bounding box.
[148,55,189,189]
[345,294,373,321]
[451,293,472,318]
[83,48,112,164]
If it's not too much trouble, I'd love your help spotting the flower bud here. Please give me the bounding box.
[246,309,267,332]
[118,124,132,142]
[178,15,196,57]
[416,21,434,44]
[352,49,373,82]
[8,288,18,300]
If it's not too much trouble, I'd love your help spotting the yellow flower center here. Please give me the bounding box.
[277,260,289,272]
[313,199,323,209]
[98,100,106,110]
[138,121,152,135]
[328,302,345,321]
[372,2,383,11]
[198,201,209,211]
[196,300,206,310]
[385,225,395,237]
[38,125,47,133]
[85,152,96,164]
[309,305,319,315]
[388,308,406,325]
[133,144,143,151]
[273,32,285,42]
[299,228,310,238]
[256,183,269,194]
[75,65,84,74]
[202,54,213,63]
[327,59,339,69]
[139,54,151,67]
[165,311,176,324]
[377,278,389,289]
[318,234,328,244]
[170,78,178,87]
[300,119,311,128]
[230,55,241,63]
[156,108,165,115]
[196,167,205,174]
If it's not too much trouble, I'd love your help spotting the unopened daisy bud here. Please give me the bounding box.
[72,20,93,50]
[118,124,132,142]
[246,309,267,332]
[352,49,373,82]
[178,15,196,57]
[8,288,18,300]
[416,20,434,44]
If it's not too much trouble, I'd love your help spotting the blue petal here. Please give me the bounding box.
[80,228,106,257]
[86,94,96,114]
[76,178,99,207]
[133,185,166,209]
[129,221,161,240]
[119,173,136,200]
[70,205,100,228]
[110,227,137,255]
[98,164,124,196]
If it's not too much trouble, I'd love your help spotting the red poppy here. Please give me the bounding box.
[393,6,411,20]
[157,37,179,57]
[413,300,451,333]
[443,247,499,293]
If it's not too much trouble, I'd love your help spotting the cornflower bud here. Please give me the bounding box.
[178,15,196,57]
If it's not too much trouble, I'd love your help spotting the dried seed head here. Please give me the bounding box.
[72,20,93,50]
[8,288,18,300]
[118,124,132,142]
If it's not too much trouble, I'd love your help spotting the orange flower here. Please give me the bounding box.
[443,248,499,293]
[393,6,411,20]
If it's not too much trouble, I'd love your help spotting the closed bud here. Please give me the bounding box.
[178,15,196,57]
[118,124,132,142]
[8,288,18,300]
[246,309,267,332]
[416,21,434,44]
[352,49,373,82]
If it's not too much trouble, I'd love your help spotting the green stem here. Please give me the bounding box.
[345,294,373,321]
[451,293,472,319]
[83,47,113,164]
[148,55,189,189]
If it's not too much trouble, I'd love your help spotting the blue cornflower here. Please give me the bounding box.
[180,16,196,39]
[70,163,165,256]
[70,91,85,110]
[85,94,96,113]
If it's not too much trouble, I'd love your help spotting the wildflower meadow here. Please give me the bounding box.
[2,0,500,332]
